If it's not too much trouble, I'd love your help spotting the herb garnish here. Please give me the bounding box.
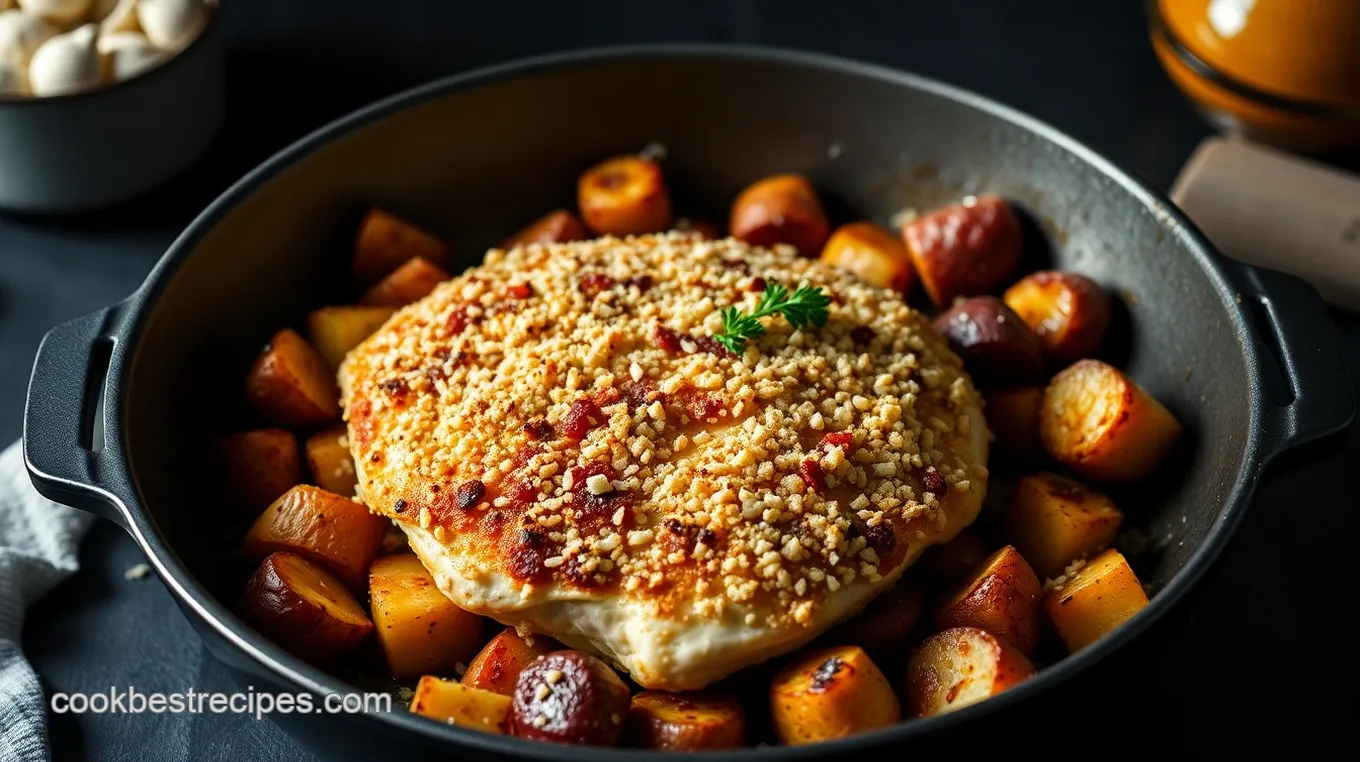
[714,282,831,354]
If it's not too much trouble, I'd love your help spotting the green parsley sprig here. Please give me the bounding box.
[714,282,831,355]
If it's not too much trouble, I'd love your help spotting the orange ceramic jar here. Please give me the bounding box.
[1149,0,1360,153]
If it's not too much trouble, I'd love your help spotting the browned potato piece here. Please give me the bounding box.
[825,575,925,656]
[501,209,589,248]
[307,305,397,368]
[409,676,511,734]
[933,545,1043,656]
[304,425,358,498]
[819,221,916,293]
[918,527,993,583]
[369,554,485,679]
[215,428,302,514]
[353,208,450,286]
[577,155,673,236]
[1002,472,1123,579]
[359,256,451,307]
[243,485,387,588]
[932,296,1046,387]
[984,387,1044,466]
[770,645,900,745]
[626,692,746,750]
[512,651,631,746]
[238,552,373,663]
[462,627,556,696]
[1004,270,1111,364]
[729,174,830,257]
[1045,548,1149,652]
[904,627,1034,718]
[1041,359,1182,481]
[671,217,721,240]
[902,194,1023,306]
[243,329,341,429]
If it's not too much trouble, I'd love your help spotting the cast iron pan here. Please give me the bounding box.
[22,46,1355,758]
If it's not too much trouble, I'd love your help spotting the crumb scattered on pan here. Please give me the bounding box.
[454,661,467,677]
[889,207,918,229]
[827,141,845,159]
[397,686,415,704]
[637,141,667,162]
[124,563,152,581]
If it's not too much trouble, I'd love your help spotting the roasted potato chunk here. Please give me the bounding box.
[1004,270,1111,363]
[409,676,511,734]
[243,329,341,429]
[819,221,916,293]
[918,527,993,583]
[304,425,358,498]
[904,627,1034,718]
[577,155,673,236]
[770,645,900,745]
[934,545,1043,656]
[729,174,830,257]
[626,691,746,750]
[238,552,373,663]
[825,575,925,656]
[243,485,387,588]
[462,627,555,696]
[1002,472,1123,579]
[369,554,485,679]
[307,305,397,368]
[359,256,451,307]
[902,194,1022,306]
[353,208,450,286]
[501,209,589,248]
[511,651,631,746]
[984,386,1044,466]
[932,296,1045,387]
[1041,359,1182,481]
[215,428,302,515]
[1045,548,1149,652]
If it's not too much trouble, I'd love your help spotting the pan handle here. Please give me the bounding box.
[23,304,134,531]
[1228,262,1355,460]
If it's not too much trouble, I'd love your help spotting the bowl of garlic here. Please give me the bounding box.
[0,0,222,212]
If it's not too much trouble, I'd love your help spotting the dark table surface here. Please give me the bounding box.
[4,1,1357,759]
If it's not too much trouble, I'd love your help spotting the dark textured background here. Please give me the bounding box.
[2,0,1356,759]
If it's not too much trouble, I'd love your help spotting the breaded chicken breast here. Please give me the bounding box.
[340,233,988,690]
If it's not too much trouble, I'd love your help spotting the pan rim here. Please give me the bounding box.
[110,43,1269,758]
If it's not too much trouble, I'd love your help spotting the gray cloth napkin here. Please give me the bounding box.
[0,441,96,761]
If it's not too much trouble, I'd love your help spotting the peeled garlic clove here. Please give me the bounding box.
[136,0,205,50]
[0,59,27,94]
[28,22,100,96]
[16,0,95,27]
[0,9,57,70]
[98,30,162,80]
[95,0,138,35]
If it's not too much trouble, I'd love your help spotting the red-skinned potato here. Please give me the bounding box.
[730,174,830,257]
[215,429,302,515]
[819,221,916,293]
[626,692,746,750]
[932,296,1046,387]
[409,676,512,734]
[984,387,1045,466]
[933,545,1043,657]
[243,485,387,588]
[369,554,485,679]
[824,575,925,656]
[1003,270,1111,363]
[304,425,358,498]
[1040,359,1182,481]
[902,194,1023,306]
[353,208,450,286]
[307,305,397,368]
[243,329,341,429]
[1002,472,1123,579]
[1044,548,1149,652]
[502,209,589,248]
[238,552,373,664]
[359,257,451,307]
[917,527,993,583]
[511,651,631,746]
[462,627,556,696]
[770,645,901,745]
[577,156,673,235]
[904,627,1034,718]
